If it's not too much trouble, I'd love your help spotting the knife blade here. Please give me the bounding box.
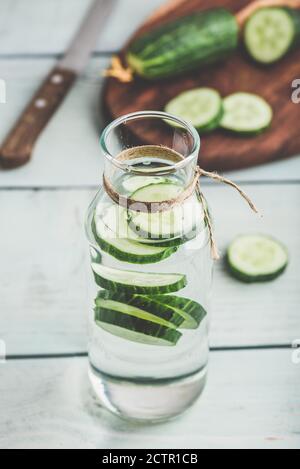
[0,0,118,169]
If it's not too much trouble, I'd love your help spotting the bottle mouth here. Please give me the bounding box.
[100,111,201,174]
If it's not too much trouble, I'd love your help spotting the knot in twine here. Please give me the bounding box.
[103,146,259,261]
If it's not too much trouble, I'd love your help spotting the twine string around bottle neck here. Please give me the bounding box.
[103,146,258,260]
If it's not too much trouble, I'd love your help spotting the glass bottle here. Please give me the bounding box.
[85,111,213,422]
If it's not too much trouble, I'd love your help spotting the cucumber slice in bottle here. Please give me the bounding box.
[244,7,299,64]
[122,175,170,193]
[96,290,185,328]
[129,207,204,241]
[136,236,185,248]
[98,205,140,241]
[92,264,187,294]
[96,297,177,329]
[96,291,207,330]
[97,205,184,248]
[150,295,207,329]
[165,88,223,132]
[220,92,273,135]
[131,182,183,203]
[95,300,181,346]
[129,207,186,240]
[227,234,288,283]
[129,183,204,241]
[92,215,177,264]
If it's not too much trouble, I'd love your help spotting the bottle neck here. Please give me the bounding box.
[104,146,198,194]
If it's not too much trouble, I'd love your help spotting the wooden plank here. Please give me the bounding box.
[0,0,164,55]
[1,58,300,187]
[0,190,90,356]
[0,185,299,355]
[0,350,299,449]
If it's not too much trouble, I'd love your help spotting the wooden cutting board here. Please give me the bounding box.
[103,0,300,171]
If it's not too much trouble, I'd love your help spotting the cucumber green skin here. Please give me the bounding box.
[97,291,207,329]
[93,271,187,295]
[138,237,184,248]
[220,123,272,137]
[151,295,207,329]
[127,9,239,80]
[92,218,177,264]
[96,290,185,327]
[225,254,288,283]
[129,228,202,247]
[287,8,300,46]
[95,307,181,345]
[197,106,224,133]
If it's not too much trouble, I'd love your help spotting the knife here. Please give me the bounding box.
[0,0,117,169]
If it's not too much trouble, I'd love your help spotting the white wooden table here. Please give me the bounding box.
[0,0,299,450]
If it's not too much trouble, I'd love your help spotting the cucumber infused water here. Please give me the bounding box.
[85,112,213,421]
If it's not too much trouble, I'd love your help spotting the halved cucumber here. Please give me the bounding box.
[165,88,223,132]
[96,290,185,328]
[151,295,207,329]
[220,92,273,135]
[128,183,204,241]
[92,215,176,264]
[244,7,300,64]
[95,302,181,346]
[92,264,187,294]
[227,234,288,283]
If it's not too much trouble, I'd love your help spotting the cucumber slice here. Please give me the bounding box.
[136,236,184,248]
[96,290,185,328]
[151,295,207,329]
[96,291,207,330]
[131,182,183,203]
[244,8,299,64]
[92,215,177,264]
[227,234,288,283]
[165,88,223,132]
[97,205,187,248]
[220,92,273,135]
[129,184,204,240]
[97,205,141,241]
[95,302,181,346]
[122,175,170,193]
[92,264,187,294]
[96,296,176,329]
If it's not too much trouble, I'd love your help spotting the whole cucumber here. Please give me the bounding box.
[126,8,239,80]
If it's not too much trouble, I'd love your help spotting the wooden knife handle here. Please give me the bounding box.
[0,67,76,169]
